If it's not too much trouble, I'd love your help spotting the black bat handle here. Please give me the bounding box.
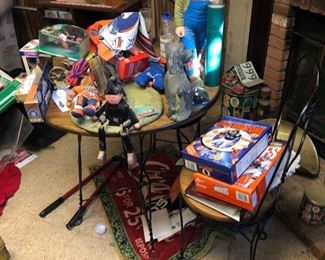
[66,206,86,230]
[39,198,64,218]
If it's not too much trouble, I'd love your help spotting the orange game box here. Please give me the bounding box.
[193,142,287,212]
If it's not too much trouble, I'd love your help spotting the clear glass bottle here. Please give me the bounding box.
[160,11,175,58]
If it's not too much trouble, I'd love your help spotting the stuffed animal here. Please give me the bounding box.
[66,83,101,118]
[164,42,193,122]
[134,62,165,90]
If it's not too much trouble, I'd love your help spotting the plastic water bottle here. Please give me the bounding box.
[160,11,175,58]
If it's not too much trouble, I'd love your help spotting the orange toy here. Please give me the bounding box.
[66,77,101,118]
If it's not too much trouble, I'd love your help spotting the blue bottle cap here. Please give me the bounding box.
[162,11,172,20]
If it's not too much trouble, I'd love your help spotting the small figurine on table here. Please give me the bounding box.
[65,60,93,117]
[95,76,141,167]
[66,84,100,118]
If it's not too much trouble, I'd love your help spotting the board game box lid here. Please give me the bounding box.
[181,116,272,178]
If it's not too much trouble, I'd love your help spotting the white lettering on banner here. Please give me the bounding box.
[147,172,165,182]
[150,197,169,212]
[115,188,132,197]
[145,195,168,211]
[150,182,170,193]
[135,238,149,259]
[124,207,142,227]
[113,158,177,252]
[123,193,134,208]
[145,160,170,171]
[114,187,143,229]
[145,169,169,179]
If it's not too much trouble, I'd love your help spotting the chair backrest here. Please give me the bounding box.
[250,54,320,221]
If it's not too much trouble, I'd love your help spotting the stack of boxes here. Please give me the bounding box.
[181,116,287,214]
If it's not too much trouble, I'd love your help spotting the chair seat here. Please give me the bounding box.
[260,118,319,177]
[179,166,278,224]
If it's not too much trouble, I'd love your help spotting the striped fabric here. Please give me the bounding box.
[67,58,89,86]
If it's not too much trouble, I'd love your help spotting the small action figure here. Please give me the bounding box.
[174,0,209,86]
[95,76,141,167]
[134,62,165,91]
[66,83,100,118]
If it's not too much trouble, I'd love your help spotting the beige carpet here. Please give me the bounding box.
[0,99,317,260]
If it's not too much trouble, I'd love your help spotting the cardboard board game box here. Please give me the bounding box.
[181,116,272,184]
[19,39,39,58]
[23,63,53,123]
[185,181,241,221]
[0,70,21,114]
[193,141,287,212]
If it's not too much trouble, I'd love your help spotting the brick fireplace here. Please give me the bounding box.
[263,0,325,114]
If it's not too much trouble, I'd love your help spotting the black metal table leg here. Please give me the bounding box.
[176,128,183,152]
[195,119,201,139]
[65,134,85,229]
[129,133,158,257]
[178,194,185,259]
[77,134,83,208]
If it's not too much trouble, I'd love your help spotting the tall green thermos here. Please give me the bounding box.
[204,1,225,87]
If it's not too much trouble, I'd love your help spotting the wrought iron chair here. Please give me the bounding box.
[227,54,320,259]
[179,54,320,259]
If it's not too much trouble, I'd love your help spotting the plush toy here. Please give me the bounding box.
[174,0,210,85]
[94,76,141,167]
[66,83,101,118]
[134,62,165,90]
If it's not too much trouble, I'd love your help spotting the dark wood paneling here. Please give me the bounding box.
[13,0,47,47]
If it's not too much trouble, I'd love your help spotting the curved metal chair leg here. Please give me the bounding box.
[249,220,268,260]
[176,128,183,152]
